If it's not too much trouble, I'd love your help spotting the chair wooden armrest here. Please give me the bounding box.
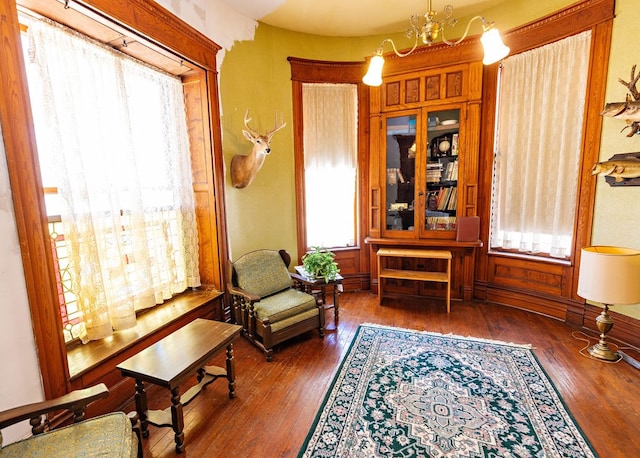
[227,283,261,303]
[0,383,109,434]
[227,249,325,361]
[0,383,140,457]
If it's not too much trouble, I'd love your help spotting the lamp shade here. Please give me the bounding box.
[577,246,640,305]
[363,54,385,87]
[480,28,510,65]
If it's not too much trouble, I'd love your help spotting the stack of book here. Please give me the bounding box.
[426,163,443,183]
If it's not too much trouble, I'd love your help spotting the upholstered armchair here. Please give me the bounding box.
[0,383,141,457]
[227,249,325,361]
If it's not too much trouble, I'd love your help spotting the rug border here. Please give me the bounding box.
[525,342,599,456]
[360,322,534,349]
[297,324,369,457]
[297,322,599,457]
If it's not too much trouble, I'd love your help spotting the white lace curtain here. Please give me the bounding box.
[491,31,592,258]
[302,83,358,248]
[24,16,200,342]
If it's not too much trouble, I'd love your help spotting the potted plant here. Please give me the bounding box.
[301,246,340,283]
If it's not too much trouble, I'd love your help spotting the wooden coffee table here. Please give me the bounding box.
[117,318,241,453]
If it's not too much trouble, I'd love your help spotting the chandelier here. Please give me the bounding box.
[363,0,510,86]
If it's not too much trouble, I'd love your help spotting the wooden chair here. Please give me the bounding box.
[227,249,325,361]
[0,384,141,457]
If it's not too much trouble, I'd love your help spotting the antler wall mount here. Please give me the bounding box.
[230,109,286,189]
[601,64,640,137]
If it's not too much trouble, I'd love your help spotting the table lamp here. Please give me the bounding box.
[577,246,640,361]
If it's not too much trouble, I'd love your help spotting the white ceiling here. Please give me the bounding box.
[217,0,502,37]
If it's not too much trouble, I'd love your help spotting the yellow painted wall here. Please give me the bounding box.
[220,0,640,322]
[220,0,577,262]
[219,28,376,261]
[593,0,640,319]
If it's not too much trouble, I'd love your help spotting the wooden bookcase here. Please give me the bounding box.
[366,57,482,302]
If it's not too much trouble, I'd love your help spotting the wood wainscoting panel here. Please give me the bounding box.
[485,255,571,319]
[489,256,565,296]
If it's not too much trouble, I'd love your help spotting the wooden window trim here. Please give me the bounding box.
[288,58,371,286]
[475,0,614,310]
[1,0,228,400]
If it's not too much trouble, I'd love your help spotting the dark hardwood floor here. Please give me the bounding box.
[127,292,640,457]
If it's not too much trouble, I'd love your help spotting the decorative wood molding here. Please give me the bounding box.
[288,57,370,281]
[288,57,365,83]
[377,36,483,77]
[475,0,617,334]
[503,0,615,55]
[5,0,228,404]
[73,0,220,70]
[0,0,70,399]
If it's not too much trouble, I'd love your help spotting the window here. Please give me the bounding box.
[302,83,358,249]
[490,31,592,259]
[22,14,199,343]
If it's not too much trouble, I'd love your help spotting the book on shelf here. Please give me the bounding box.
[447,187,457,210]
[443,161,458,181]
[451,133,459,156]
[425,216,457,230]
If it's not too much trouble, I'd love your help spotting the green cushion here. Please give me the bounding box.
[235,250,293,298]
[254,288,317,323]
[1,412,136,457]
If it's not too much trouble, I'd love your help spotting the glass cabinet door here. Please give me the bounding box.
[384,113,417,232]
[423,108,460,233]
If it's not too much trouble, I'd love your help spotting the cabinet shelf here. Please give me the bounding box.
[369,60,482,302]
[428,180,457,187]
[429,123,460,132]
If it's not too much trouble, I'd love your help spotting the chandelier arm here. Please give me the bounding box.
[379,37,420,58]
[440,15,486,46]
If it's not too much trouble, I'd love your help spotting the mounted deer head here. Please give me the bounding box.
[230,110,286,188]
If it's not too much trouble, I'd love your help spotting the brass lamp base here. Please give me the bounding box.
[588,342,621,362]
[588,304,621,362]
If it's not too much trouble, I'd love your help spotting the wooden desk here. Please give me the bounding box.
[377,248,452,312]
[292,271,343,326]
[117,318,241,453]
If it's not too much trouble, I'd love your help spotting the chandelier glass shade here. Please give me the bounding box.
[363,0,510,86]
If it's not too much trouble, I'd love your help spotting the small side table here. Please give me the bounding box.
[117,319,241,453]
[292,270,343,327]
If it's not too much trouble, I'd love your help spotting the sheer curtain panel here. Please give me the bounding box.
[490,31,591,258]
[24,16,200,342]
[302,83,358,248]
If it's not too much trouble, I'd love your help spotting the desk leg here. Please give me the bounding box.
[226,343,236,399]
[135,379,149,438]
[170,387,185,453]
[333,285,340,324]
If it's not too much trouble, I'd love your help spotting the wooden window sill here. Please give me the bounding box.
[488,249,572,266]
[67,288,224,380]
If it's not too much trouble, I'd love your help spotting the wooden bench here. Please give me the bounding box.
[377,248,452,312]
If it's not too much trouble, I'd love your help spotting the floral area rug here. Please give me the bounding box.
[298,323,597,457]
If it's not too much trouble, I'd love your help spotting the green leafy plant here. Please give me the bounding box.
[302,246,340,283]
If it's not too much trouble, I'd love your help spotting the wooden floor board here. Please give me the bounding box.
[127,292,640,457]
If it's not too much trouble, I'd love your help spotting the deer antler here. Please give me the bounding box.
[618,64,640,101]
[243,109,259,137]
[266,111,286,139]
